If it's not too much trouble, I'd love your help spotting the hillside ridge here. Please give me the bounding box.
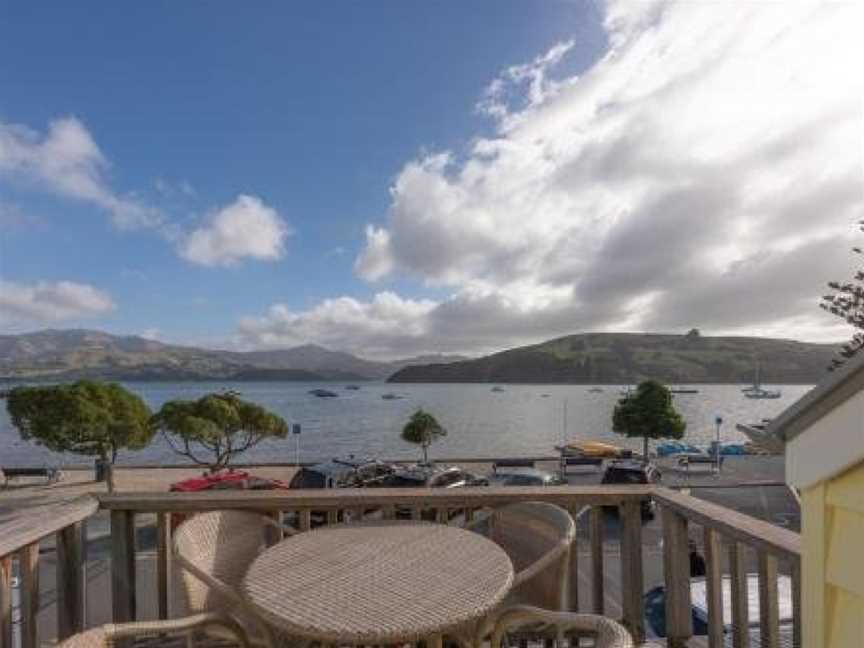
[387,332,838,384]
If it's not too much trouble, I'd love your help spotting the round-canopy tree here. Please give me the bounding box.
[612,379,686,461]
[401,408,447,464]
[152,391,289,470]
[6,380,155,487]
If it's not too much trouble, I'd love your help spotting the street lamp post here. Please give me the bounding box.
[714,415,723,473]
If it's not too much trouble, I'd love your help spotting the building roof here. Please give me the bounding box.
[768,351,864,442]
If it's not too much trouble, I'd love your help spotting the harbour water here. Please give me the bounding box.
[0,382,811,467]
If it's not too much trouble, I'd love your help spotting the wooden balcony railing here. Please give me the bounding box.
[0,485,800,648]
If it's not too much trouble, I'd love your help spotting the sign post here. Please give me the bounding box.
[714,415,723,473]
[292,423,301,467]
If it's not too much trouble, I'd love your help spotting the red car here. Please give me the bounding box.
[170,469,292,492]
[169,469,292,529]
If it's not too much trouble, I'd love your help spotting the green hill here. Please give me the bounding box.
[387,332,838,384]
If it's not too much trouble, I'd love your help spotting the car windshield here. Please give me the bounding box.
[604,469,647,484]
[429,471,466,487]
[503,474,543,486]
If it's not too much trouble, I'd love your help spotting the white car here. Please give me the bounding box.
[644,573,794,647]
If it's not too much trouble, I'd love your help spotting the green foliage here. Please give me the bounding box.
[401,408,447,464]
[821,220,864,369]
[5,380,154,461]
[612,380,686,458]
[152,391,289,469]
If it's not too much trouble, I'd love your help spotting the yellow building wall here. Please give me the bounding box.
[801,461,864,647]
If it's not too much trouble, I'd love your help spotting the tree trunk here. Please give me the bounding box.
[102,449,115,494]
[643,436,649,464]
[422,444,429,465]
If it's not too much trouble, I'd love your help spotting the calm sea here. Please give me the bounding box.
[0,382,811,468]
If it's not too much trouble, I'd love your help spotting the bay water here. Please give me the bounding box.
[0,382,810,468]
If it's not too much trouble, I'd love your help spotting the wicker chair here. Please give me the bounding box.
[489,605,633,648]
[461,502,576,646]
[172,510,299,648]
[58,612,251,648]
[471,502,576,609]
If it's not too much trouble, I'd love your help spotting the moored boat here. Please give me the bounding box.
[309,388,339,398]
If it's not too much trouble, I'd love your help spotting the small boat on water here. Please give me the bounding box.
[588,387,604,393]
[381,393,404,400]
[344,385,360,391]
[669,387,699,394]
[309,388,339,398]
[745,387,781,399]
[742,364,781,399]
[491,386,505,392]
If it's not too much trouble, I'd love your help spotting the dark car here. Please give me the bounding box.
[600,460,661,517]
[487,467,566,487]
[288,457,394,489]
[375,464,486,489]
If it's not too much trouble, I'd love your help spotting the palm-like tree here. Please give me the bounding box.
[401,408,447,464]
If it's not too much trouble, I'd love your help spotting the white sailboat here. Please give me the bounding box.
[743,364,781,399]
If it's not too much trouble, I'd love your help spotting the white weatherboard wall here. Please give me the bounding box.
[785,388,864,646]
[785,389,864,490]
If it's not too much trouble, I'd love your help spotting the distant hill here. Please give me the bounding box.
[0,329,466,381]
[387,332,838,384]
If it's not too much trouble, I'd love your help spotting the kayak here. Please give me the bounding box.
[560,440,631,458]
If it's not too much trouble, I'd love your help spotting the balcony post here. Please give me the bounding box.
[661,506,692,648]
[757,551,780,648]
[20,542,40,648]
[619,500,645,643]
[156,513,171,620]
[567,509,579,612]
[703,527,724,648]
[0,556,12,648]
[791,557,801,648]
[57,522,86,639]
[729,541,750,648]
[590,505,605,614]
[111,509,136,623]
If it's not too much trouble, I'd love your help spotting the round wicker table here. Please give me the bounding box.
[242,521,514,645]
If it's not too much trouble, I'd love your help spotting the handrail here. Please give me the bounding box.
[653,486,800,559]
[0,495,99,558]
[98,484,653,512]
[0,484,803,648]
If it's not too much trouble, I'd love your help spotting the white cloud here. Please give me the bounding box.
[180,195,290,267]
[343,0,862,355]
[238,292,437,358]
[0,279,115,324]
[0,117,160,228]
[140,328,161,341]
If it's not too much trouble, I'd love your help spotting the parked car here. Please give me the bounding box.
[170,469,291,492]
[169,469,292,529]
[644,574,794,647]
[288,457,394,489]
[487,466,566,487]
[600,460,661,517]
[374,464,487,489]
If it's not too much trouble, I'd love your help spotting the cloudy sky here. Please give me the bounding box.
[1,1,862,359]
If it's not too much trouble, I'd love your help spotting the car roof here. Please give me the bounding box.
[492,466,552,478]
[391,464,460,481]
[606,460,654,472]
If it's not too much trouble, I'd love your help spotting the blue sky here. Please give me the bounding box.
[1,1,861,358]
